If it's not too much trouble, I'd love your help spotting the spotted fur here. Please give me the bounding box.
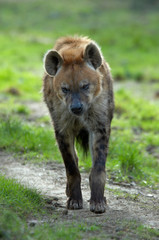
[43,36,114,213]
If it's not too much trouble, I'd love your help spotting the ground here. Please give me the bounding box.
[0,151,159,230]
[0,89,159,239]
[0,0,159,239]
[0,151,159,239]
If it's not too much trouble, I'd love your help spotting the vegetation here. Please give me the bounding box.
[0,175,100,239]
[1,91,159,185]
[0,0,159,239]
[0,175,159,240]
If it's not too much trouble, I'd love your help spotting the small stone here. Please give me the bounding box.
[46,204,56,210]
[53,197,59,201]
[6,87,21,96]
[62,209,68,215]
[115,227,122,232]
[45,198,53,204]
[28,220,37,227]
[155,91,159,98]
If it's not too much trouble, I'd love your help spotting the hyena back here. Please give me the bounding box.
[43,36,114,213]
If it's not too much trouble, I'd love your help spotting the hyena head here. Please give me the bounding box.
[44,40,103,116]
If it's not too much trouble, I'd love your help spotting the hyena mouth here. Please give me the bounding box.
[70,108,83,116]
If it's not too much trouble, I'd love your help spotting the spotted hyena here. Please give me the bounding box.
[43,36,114,213]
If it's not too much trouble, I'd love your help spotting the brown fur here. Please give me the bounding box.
[43,36,114,213]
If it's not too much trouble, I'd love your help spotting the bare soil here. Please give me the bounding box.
[1,82,159,239]
[0,151,159,235]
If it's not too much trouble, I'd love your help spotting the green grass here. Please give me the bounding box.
[0,0,159,99]
[107,89,159,184]
[0,176,158,240]
[107,187,140,201]
[0,175,100,240]
[0,175,45,217]
[0,1,159,185]
[0,210,100,240]
[0,100,30,116]
[137,225,159,240]
[114,89,159,131]
[77,89,159,185]
[0,66,42,101]
[0,116,61,162]
[0,92,158,186]
[107,131,159,185]
[0,0,159,238]
[0,86,159,185]
[115,220,159,240]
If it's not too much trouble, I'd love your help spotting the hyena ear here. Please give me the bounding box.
[84,43,102,69]
[44,50,63,77]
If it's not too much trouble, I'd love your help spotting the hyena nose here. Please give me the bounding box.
[70,103,83,115]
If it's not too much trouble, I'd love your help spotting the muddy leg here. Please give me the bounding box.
[55,131,82,209]
[89,127,109,213]
[66,149,79,198]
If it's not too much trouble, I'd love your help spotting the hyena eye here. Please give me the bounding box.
[61,87,70,94]
[81,84,89,91]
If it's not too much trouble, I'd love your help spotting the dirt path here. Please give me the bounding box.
[1,82,159,238]
[0,151,159,232]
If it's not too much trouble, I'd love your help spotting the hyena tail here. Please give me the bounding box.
[76,128,89,156]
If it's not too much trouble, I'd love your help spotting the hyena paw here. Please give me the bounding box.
[90,197,106,214]
[67,198,83,210]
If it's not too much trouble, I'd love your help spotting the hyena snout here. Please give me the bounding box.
[70,94,84,115]
[70,100,83,115]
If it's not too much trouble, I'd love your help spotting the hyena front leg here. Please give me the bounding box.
[89,125,110,213]
[55,131,83,210]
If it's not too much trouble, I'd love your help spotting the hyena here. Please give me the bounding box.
[43,36,114,213]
